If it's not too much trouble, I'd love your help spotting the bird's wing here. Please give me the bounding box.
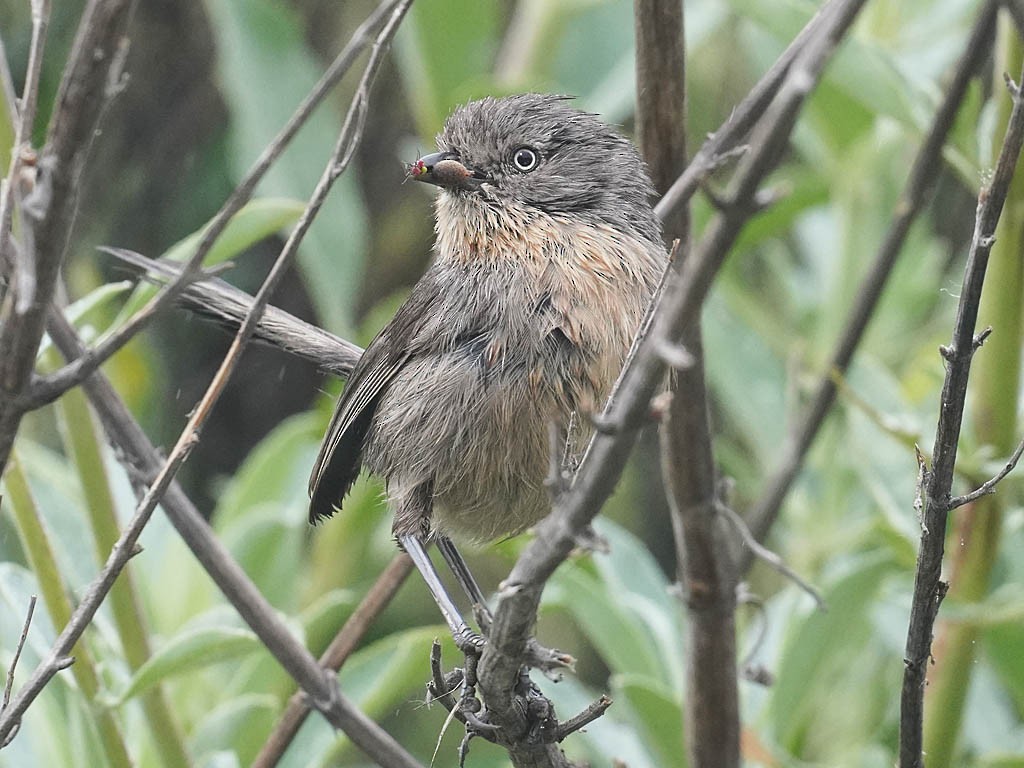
[307,268,445,524]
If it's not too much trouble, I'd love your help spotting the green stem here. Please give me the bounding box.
[57,386,193,767]
[922,12,1024,766]
[3,453,133,768]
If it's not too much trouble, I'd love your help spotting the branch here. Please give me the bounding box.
[899,62,1024,768]
[0,0,119,472]
[743,0,1000,559]
[653,0,846,223]
[477,2,865,764]
[635,0,742,766]
[252,554,414,768]
[2,595,35,713]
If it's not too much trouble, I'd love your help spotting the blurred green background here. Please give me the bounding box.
[3,0,1024,766]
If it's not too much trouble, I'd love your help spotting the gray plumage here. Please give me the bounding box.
[309,93,667,542]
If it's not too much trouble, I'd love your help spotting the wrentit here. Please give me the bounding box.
[309,94,667,650]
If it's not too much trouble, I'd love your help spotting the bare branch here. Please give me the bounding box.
[899,57,1024,768]
[653,0,845,221]
[252,554,414,768]
[743,0,1000,560]
[717,502,825,610]
[948,437,1024,510]
[553,695,613,742]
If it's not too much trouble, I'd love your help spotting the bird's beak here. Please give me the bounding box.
[408,151,490,189]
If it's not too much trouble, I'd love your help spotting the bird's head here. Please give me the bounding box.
[408,94,661,246]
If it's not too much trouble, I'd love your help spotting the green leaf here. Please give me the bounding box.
[393,0,502,137]
[202,0,368,335]
[612,673,685,768]
[105,625,260,706]
[106,197,304,334]
[546,560,663,681]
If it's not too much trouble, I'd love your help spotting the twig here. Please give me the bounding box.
[716,502,825,610]
[743,0,1000,562]
[252,553,415,768]
[553,696,612,742]
[22,0,408,411]
[947,436,1024,510]
[2,596,36,713]
[653,0,844,222]
[477,5,865,768]
[899,61,1024,768]
[0,0,130,474]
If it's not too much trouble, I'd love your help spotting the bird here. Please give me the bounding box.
[308,93,667,650]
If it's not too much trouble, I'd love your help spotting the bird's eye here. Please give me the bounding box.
[511,147,539,172]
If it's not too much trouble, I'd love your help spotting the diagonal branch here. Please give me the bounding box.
[899,63,1024,768]
[743,0,1000,559]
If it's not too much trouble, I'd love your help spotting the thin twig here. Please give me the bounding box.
[947,437,1024,510]
[743,0,1000,562]
[2,595,36,713]
[553,696,612,742]
[717,503,825,610]
[252,554,415,768]
[23,0,408,411]
[899,61,1024,768]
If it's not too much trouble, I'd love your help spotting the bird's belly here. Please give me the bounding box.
[363,349,582,542]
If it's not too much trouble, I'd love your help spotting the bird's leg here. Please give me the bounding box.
[398,534,485,653]
[435,536,575,676]
[436,535,492,622]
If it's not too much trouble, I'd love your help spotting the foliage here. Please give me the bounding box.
[2,0,1023,766]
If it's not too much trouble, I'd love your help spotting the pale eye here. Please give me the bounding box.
[511,147,539,172]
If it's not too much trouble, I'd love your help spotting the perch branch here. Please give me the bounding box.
[947,436,1024,510]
